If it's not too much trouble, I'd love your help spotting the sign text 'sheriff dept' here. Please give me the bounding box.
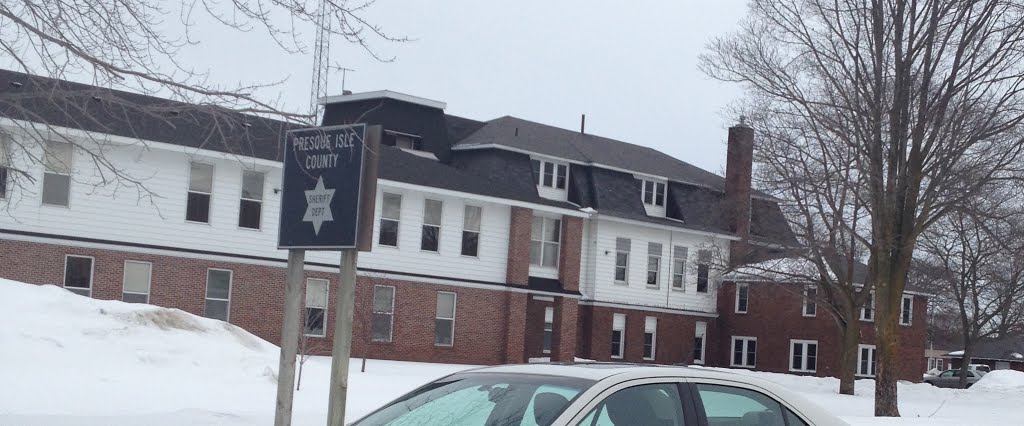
[278,124,368,250]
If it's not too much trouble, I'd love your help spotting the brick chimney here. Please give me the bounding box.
[724,118,754,264]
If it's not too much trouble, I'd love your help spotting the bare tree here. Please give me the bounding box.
[0,0,403,206]
[702,0,1024,416]
[916,197,1024,387]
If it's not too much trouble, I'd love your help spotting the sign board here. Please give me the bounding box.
[278,124,377,250]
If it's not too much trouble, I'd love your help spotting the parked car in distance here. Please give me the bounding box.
[968,364,991,374]
[923,369,986,388]
[350,363,847,426]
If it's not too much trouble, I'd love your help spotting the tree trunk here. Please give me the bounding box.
[838,320,859,395]
[874,282,902,417]
[958,344,973,389]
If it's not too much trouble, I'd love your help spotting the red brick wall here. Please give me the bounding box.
[552,296,579,361]
[577,304,709,365]
[503,292,529,364]
[524,297,554,360]
[558,216,583,292]
[1,238,517,366]
[506,207,533,286]
[716,281,928,382]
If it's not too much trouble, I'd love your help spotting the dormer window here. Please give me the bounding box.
[642,179,666,207]
[384,130,423,151]
[531,159,568,190]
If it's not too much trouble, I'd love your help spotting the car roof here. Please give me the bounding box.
[462,362,777,383]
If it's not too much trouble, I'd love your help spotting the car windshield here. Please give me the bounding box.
[351,372,595,426]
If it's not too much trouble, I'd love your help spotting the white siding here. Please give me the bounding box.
[582,218,724,313]
[536,185,568,202]
[642,203,667,218]
[0,131,512,284]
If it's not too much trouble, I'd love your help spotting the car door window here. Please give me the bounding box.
[940,370,954,378]
[576,383,685,426]
[695,384,787,426]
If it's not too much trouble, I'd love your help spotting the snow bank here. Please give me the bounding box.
[970,369,1024,392]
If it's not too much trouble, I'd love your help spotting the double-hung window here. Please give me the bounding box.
[238,171,264,229]
[421,199,442,252]
[732,336,757,368]
[643,316,657,360]
[542,306,554,354]
[379,193,401,247]
[803,285,817,317]
[204,269,232,322]
[461,205,481,257]
[187,162,214,223]
[857,344,877,377]
[611,313,625,358]
[372,285,396,342]
[529,217,560,268]
[696,250,712,293]
[614,238,630,283]
[435,292,456,346]
[693,321,707,364]
[304,278,329,337]
[641,179,666,207]
[735,283,749,313]
[646,243,662,288]
[531,159,568,190]
[63,255,94,296]
[790,340,818,373]
[671,246,687,290]
[0,135,10,199]
[861,291,875,321]
[122,260,152,303]
[900,294,913,325]
[42,141,72,207]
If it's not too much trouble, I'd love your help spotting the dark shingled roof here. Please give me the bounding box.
[455,115,754,193]
[0,68,295,161]
[946,337,1024,362]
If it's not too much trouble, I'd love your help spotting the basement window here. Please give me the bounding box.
[63,255,94,297]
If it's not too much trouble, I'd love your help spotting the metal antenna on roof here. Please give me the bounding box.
[338,67,355,93]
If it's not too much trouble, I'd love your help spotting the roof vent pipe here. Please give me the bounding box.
[580,114,586,134]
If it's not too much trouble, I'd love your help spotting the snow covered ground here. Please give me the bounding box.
[2,278,1023,425]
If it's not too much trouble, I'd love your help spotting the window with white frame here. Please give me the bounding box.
[42,141,72,207]
[122,260,152,303]
[531,159,568,190]
[372,285,395,342]
[238,170,264,229]
[304,278,329,337]
[461,205,482,257]
[857,344,877,377]
[614,238,630,283]
[696,250,712,293]
[543,307,553,354]
[790,340,818,373]
[803,285,817,317]
[732,336,757,368]
[646,243,662,288]
[861,291,875,321]
[672,246,688,290]
[693,321,707,364]
[435,292,456,346]
[0,135,10,199]
[735,283,749,313]
[900,294,913,325]
[379,193,401,247]
[529,217,560,268]
[611,313,625,358]
[928,358,944,371]
[204,269,232,322]
[421,199,442,252]
[641,179,666,207]
[643,316,657,360]
[187,162,214,223]
[63,255,94,297]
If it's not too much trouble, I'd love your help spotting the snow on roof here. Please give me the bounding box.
[948,350,965,356]
[723,257,822,283]
[1012,352,1023,359]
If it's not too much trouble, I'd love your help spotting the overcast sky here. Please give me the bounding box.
[55,1,752,175]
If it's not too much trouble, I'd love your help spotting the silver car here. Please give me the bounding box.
[351,363,847,426]
[923,368,986,388]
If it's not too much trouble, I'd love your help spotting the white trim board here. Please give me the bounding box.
[578,300,718,318]
[319,90,447,110]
